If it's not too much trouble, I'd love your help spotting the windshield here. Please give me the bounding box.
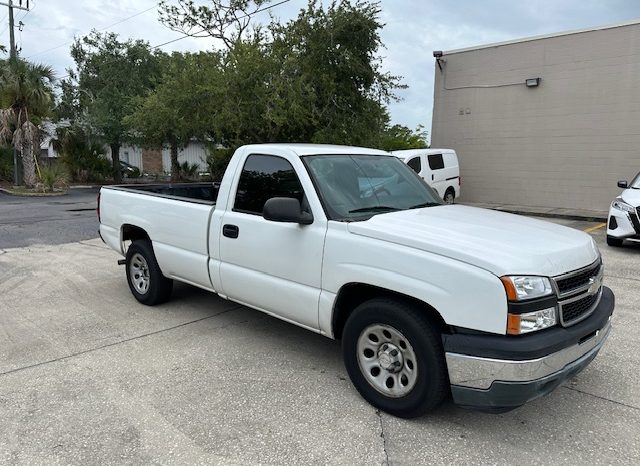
[630,172,640,189]
[303,154,443,221]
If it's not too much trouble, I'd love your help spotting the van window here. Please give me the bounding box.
[234,154,305,215]
[407,157,421,173]
[428,154,445,170]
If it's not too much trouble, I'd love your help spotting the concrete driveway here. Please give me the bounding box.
[0,221,638,465]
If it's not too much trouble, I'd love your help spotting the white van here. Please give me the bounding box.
[392,149,460,204]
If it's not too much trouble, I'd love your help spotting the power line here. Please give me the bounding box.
[26,2,159,59]
[58,0,292,81]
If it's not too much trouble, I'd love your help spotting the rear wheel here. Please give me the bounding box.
[125,240,173,305]
[444,189,455,204]
[342,298,448,418]
[606,235,623,247]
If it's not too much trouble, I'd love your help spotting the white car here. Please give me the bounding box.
[607,173,640,247]
[392,149,460,204]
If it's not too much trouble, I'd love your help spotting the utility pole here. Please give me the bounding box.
[1,0,29,185]
[1,0,28,59]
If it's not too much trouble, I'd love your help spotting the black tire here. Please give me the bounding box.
[342,298,448,418]
[606,235,623,247]
[444,189,455,204]
[125,240,173,305]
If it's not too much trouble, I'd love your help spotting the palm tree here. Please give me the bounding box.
[0,59,55,187]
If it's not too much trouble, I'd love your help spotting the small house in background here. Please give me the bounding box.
[431,20,640,215]
[39,120,209,175]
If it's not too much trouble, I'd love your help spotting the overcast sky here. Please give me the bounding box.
[9,0,640,141]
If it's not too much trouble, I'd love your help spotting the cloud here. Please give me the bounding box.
[11,0,640,142]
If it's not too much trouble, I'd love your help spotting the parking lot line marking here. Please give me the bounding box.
[583,223,606,233]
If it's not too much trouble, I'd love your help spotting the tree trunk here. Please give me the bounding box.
[111,143,121,183]
[20,141,37,188]
[170,138,180,182]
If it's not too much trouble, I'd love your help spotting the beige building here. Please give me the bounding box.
[431,20,640,214]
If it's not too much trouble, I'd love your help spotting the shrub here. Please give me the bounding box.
[55,125,110,182]
[39,165,69,192]
[0,145,14,181]
[203,147,233,182]
[178,161,199,181]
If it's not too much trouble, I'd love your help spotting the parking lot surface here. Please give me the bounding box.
[0,218,638,465]
[0,188,99,248]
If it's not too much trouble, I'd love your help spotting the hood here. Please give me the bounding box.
[347,205,599,277]
[621,188,640,206]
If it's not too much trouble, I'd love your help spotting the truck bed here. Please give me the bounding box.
[105,182,220,204]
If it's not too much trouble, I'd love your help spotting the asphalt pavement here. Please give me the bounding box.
[0,188,100,248]
[0,211,638,464]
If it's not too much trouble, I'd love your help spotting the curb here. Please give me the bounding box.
[492,208,607,223]
[0,187,68,197]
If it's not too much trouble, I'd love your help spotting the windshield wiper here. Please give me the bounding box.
[408,202,441,209]
[349,206,400,214]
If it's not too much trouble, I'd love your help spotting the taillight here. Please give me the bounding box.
[97,191,101,222]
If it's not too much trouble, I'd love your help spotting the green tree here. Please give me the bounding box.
[126,52,222,181]
[378,124,429,151]
[159,0,404,149]
[0,58,55,187]
[159,0,272,49]
[62,31,162,183]
[265,0,403,146]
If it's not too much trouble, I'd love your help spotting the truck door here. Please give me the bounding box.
[218,152,326,330]
[427,153,446,197]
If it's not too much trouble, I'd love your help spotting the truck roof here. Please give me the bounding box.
[239,143,392,157]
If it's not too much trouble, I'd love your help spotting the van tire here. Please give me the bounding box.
[444,188,455,204]
[125,240,173,305]
[606,235,623,247]
[342,298,448,418]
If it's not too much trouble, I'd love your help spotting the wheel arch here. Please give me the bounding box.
[331,282,449,340]
[121,224,151,253]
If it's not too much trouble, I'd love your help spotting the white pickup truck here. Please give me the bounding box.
[99,143,614,417]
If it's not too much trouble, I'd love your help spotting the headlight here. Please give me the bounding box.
[612,198,634,213]
[507,307,557,335]
[500,276,553,301]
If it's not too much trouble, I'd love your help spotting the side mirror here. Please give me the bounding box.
[263,197,313,225]
[617,180,628,189]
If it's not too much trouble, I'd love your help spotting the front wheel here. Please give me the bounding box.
[125,240,173,305]
[342,298,448,418]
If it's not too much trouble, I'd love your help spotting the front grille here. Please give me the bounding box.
[553,260,603,327]
[561,292,600,324]
[555,261,601,296]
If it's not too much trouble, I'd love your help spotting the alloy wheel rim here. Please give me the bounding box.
[129,253,150,294]
[356,324,418,398]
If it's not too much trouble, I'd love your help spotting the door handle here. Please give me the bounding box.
[223,224,239,239]
[432,174,434,181]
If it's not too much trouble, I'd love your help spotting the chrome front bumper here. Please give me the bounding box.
[446,318,611,390]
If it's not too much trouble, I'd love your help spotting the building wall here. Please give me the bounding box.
[105,145,143,169]
[162,142,208,173]
[431,22,640,213]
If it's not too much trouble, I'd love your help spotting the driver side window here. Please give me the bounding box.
[234,154,305,215]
